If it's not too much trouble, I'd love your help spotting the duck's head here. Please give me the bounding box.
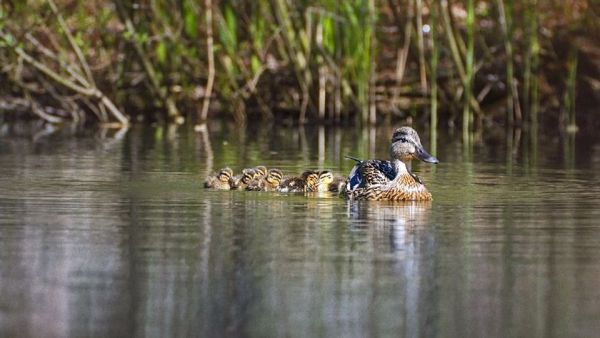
[389,127,439,164]
[218,167,234,182]
[266,169,283,185]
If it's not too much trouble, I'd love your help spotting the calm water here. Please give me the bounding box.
[1,122,600,338]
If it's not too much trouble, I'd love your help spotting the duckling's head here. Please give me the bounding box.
[302,170,319,191]
[241,168,257,183]
[266,169,283,185]
[389,127,438,164]
[254,166,268,177]
[316,170,335,192]
[318,170,334,185]
[218,167,234,182]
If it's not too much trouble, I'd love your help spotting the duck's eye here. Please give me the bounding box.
[393,133,409,143]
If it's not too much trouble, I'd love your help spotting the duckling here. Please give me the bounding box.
[330,175,347,193]
[229,168,258,190]
[204,167,234,190]
[244,165,268,187]
[317,170,347,193]
[344,126,439,201]
[316,170,334,192]
[253,166,268,178]
[232,166,267,190]
[304,171,319,192]
[277,170,319,193]
[246,168,284,191]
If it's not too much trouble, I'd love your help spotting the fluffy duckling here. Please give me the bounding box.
[316,170,347,193]
[229,168,258,190]
[277,170,319,193]
[231,166,266,190]
[253,166,268,178]
[204,167,234,190]
[246,168,284,191]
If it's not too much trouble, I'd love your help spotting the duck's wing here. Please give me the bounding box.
[347,159,396,190]
[368,160,396,180]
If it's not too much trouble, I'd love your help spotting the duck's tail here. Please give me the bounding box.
[344,155,363,163]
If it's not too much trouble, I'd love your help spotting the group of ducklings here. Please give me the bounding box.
[204,165,346,193]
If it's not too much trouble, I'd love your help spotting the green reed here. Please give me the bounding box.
[415,0,427,93]
[429,0,439,155]
[199,0,214,122]
[273,0,311,122]
[341,0,376,124]
[497,0,515,125]
[565,48,578,132]
[217,2,240,87]
[463,0,475,143]
[523,0,533,120]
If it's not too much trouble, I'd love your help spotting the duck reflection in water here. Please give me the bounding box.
[347,200,432,251]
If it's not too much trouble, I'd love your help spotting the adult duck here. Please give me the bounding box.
[344,126,439,201]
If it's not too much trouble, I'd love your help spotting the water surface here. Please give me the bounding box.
[1,123,600,338]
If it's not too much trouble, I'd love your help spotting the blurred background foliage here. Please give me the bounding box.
[0,0,598,134]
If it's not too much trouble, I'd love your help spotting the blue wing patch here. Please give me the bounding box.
[370,161,396,180]
[348,164,363,190]
[346,158,396,191]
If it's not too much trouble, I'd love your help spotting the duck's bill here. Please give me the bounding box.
[416,146,439,164]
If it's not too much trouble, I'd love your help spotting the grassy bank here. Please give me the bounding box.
[0,0,598,133]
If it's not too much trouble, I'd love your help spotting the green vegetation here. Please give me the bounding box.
[0,0,597,134]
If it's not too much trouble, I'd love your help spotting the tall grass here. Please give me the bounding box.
[200,0,214,122]
[463,0,475,143]
[497,0,514,125]
[565,48,578,132]
[415,0,427,93]
[0,0,592,133]
[429,0,439,154]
